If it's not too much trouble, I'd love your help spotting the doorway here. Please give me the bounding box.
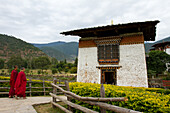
[104,71,116,85]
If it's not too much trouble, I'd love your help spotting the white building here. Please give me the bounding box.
[61,20,159,88]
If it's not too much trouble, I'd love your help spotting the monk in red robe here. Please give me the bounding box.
[9,65,18,98]
[15,67,27,99]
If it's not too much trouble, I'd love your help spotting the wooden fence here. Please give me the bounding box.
[50,79,142,113]
[0,74,77,96]
[0,80,53,96]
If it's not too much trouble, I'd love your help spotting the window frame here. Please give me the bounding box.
[97,44,119,63]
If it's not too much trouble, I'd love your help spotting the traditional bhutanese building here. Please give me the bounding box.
[61,20,159,87]
[151,41,170,55]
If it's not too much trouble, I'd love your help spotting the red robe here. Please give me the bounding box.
[15,71,27,97]
[9,70,18,96]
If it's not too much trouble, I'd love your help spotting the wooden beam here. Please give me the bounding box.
[65,81,72,111]
[0,80,10,82]
[100,84,106,113]
[65,94,142,113]
[51,101,73,113]
[51,83,128,102]
[50,93,98,113]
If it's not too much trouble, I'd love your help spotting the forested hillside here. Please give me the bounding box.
[33,42,78,61]
[0,34,47,61]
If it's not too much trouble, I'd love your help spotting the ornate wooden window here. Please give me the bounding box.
[95,36,121,64]
[98,44,119,63]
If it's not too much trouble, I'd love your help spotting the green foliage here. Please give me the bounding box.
[70,67,77,74]
[58,67,62,73]
[70,82,170,113]
[51,57,58,65]
[31,56,51,69]
[0,58,4,69]
[51,68,58,74]
[147,51,170,74]
[67,63,73,68]
[147,70,156,78]
[38,70,41,74]
[64,68,69,73]
[64,59,67,64]
[7,56,27,69]
[74,58,78,67]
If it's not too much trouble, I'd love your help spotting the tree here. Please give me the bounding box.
[74,58,78,67]
[147,51,170,74]
[64,67,69,73]
[32,56,51,70]
[51,57,58,65]
[7,56,27,69]
[58,67,62,73]
[67,63,73,69]
[64,59,67,64]
[70,67,77,74]
[51,68,58,74]
[0,58,4,69]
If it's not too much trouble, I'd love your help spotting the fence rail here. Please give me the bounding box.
[0,80,55,95]
[51,80,142,113]
[0,74,76,96]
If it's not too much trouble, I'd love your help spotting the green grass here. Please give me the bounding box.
[33,102,67,113]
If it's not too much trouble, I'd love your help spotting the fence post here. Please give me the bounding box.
[52,77,57,108]
[65,81,72,111]
[43,78,46,96]
[29,75,32,97]
[59,79,61,84]
[100,84,106,113]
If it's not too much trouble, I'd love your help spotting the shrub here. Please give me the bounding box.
[69,82,170,113]
[38,70,41,74]
[51,68,58,74]
[70,67,77,74]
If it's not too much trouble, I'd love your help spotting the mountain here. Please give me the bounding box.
[33,42,79,61]
[33,41,66,48]
[145,36,170,53]
[34,36,170,61]
[0,34,47,61]
[39,46,70,61]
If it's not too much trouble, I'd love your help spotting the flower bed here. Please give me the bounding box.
[69,82,170,113]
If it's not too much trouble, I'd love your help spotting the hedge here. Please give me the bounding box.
[69,82,170,113]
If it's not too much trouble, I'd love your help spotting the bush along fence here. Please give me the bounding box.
[50,80,142,113]
[69,82,170,113]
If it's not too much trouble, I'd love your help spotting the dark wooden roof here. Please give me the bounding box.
[152,41,170,47]
[61,20,159,41]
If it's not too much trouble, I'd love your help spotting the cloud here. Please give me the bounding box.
[0,0,170,43]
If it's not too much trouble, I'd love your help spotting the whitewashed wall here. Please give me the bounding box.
[117,44,148,87]
[77,47,100,83]
[166,48,170,55]
[77,44,148,87]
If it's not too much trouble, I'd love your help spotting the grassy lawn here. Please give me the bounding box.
[33,102,67,113]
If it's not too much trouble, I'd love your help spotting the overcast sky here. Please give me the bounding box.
[0,0,170,43]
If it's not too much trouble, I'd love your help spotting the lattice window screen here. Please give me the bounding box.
[112,45,119,59]
[105,45,111,59]
[98,45,104,59]
[98,44,119,63]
